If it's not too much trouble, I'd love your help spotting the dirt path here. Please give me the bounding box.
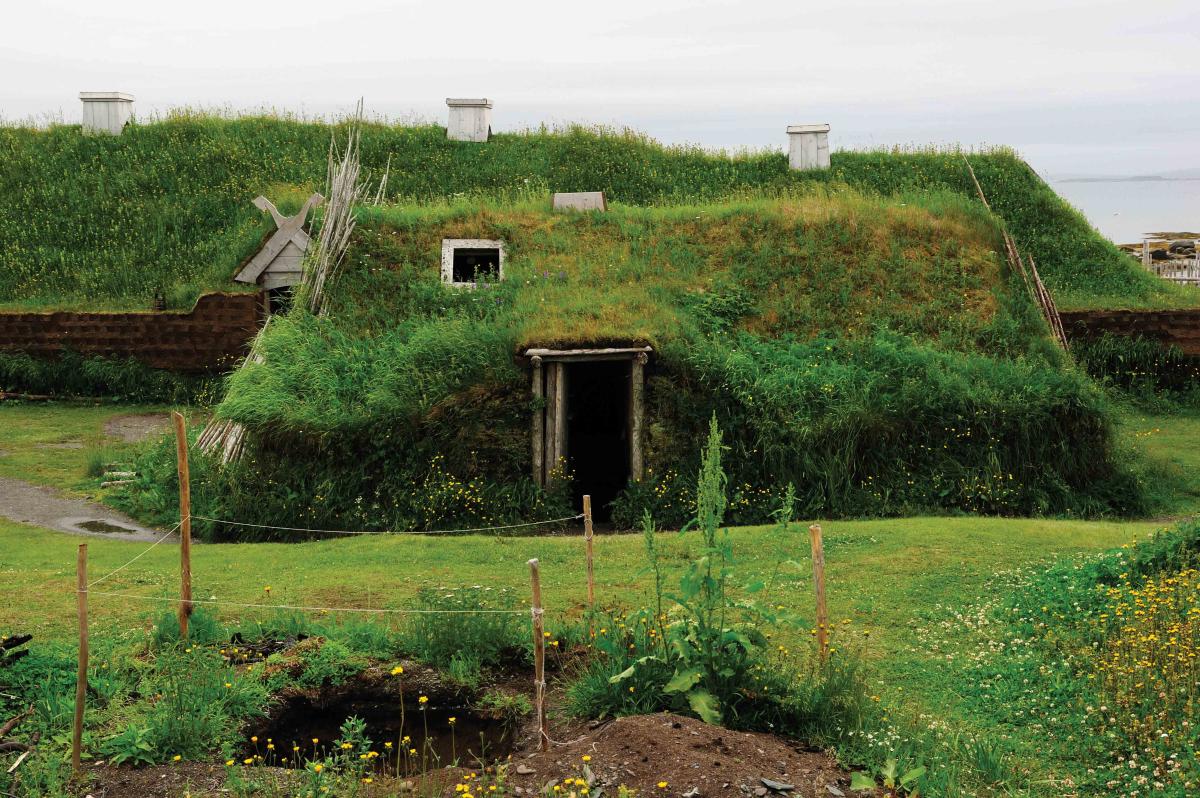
[0,476,173,542]
[103,412,174,442]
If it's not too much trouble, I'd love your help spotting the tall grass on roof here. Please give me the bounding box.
[199,103,372,462]
[0,118,1192,311]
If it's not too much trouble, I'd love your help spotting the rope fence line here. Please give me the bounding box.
[83,588,528,615]
[86,522,181,589]
[188,513,585,537]
[65,406,602,771]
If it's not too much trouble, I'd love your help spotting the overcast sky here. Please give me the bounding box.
[2,0,1197,176]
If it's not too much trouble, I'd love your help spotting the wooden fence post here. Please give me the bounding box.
[172,412,193,640]
[583,495,595,614]
[528,558,549,752]
[808,524,828,664]
[72,543,88,774]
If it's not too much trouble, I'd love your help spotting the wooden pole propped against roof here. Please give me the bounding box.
[961,155,1068,352]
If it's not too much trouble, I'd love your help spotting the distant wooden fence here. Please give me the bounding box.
[1141,240,1200,286]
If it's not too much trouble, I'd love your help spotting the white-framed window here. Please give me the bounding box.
[441,239,505,287]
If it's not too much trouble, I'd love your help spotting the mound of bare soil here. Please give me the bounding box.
[495,713,868,797]
[79,760,227,797]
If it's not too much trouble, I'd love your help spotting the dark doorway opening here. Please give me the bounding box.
[452,247,500,283]
[266,286,295,315]
[566,360,630,521]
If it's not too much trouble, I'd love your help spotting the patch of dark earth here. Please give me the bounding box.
[85,713,870,797]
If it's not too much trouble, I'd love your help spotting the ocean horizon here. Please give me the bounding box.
[1049,176,1200,244]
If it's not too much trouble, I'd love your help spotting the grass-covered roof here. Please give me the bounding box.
[1,115,1193,312]
[218,191,1043,434]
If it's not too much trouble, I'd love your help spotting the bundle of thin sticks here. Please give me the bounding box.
[199,101,378,463]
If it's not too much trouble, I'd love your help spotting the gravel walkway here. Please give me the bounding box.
[0,476,173,543]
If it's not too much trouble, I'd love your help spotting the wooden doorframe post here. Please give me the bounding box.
[531,356,544,487]
[544,362,558,485]
[630,352,646,481]
[553,362,567,477]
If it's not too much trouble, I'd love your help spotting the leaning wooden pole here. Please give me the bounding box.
[528,558,549,752]
[72,543,88,774]
[172,412,193,640]
[962,154,1068,352]
[808,524,829,664]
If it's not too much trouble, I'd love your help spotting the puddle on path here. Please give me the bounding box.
[74,519,139,535]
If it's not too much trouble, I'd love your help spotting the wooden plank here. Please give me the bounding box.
[172,412,193,639]
[809,524,828,663]
[584,495,595,610]
[527,558,549,751]
[524,346,651,357]
[72,543,87,773]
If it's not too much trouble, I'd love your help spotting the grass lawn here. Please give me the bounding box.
[0,513,1158,645]
[1,399,1195,796]
[0,399,1181,649]
[1119,407,1200,515]
[0,512,1160,795]
[0,401,175,493]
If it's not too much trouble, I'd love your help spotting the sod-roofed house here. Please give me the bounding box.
[210,192,1132,535]
[1,115,1182,536]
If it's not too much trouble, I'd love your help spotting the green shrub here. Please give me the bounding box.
[476,689,532,721]
[150,606,227,649]
[84,444,121,479]
[445,652,484,689]
[291,640,363,690]
[569,419,872,737]
[101,724,157,766]
[0,349,219,402]
[1072,333,1200,405]
[0,645,79,734]
[399,586,527,670]
[138,646,268,761]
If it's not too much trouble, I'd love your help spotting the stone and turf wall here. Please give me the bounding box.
[0,292,263,372]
